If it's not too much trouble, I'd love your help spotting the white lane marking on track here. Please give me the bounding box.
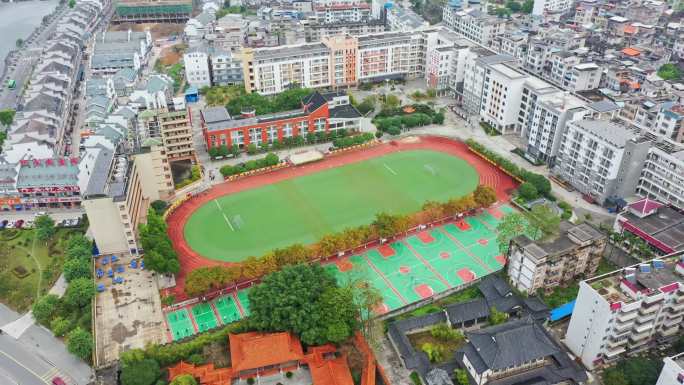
[383,163,397,175]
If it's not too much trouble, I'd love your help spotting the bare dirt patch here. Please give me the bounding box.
[109,23,185,40]
[159,46,183,66]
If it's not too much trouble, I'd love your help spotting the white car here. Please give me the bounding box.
[35,211,47,217]
[24,220,34,228]
[6,221,14,229]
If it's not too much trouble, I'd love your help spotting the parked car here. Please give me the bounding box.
[0,220,8,229]
[35,211,47,217]
[14,219,24,228]
[52,377,67,385]
[24,220,34,228]
[6,221,15,229]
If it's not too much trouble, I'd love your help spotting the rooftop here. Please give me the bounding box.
[618,205,684,253]
[570,119,638,148]
[230,332,305,373]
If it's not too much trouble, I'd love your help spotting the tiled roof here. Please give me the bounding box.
[309,355,354,385]
[229,332,305,373]
[628,197,663,215]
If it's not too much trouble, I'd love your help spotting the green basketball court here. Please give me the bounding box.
[213,296,242,325]
[191,302,218,332]
[166,308,195,341]
[184,150,480,261]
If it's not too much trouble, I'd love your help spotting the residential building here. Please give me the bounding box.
[565,254,684,369]
[519,78,588,166]
[386,5,429,32]
[507,221,607,295]
[457,317,587,385]
[91,30,152,74]
[303,20,386,42]
[209,49,244,86]
[637,139,684,208]
[201,91,361,150]
[655,353,684,385]
[553,119,652,205]
[442,6,506,47]
[138,108,197,164]
[313,1,371,24]
[613,198,684,255]
[478,62,528,134]
[532,0,573,17]
[80,143,173,255]
[183,49,212,88]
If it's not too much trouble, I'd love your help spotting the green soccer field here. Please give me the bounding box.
[184,149,480,261]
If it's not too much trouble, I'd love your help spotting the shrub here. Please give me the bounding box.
[286,371,293,379]
[410,371,423,385]
[518,182,539,201]
[247,378,255,385]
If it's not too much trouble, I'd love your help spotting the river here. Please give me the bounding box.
[0,0,59,75]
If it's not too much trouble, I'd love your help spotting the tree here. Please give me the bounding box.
[496,213,534,253]
[518,182,539,201]
[525,174,551,197]
[421,342,444,362]
[522,0,534,12]
[505,0,522,11]
[248,264,358,345]
[64,278,95,309]
[473,185,497,208]
[356,96,376,115]
[528,205,560,239]
[603,368,629,385]
[0,109,16,127]
[32,294,60,325]
[617,357,663,385]
[488,307,508,325]
[68,0,75,8]
[138,209,179,274]
[674,334,684,353]
[121,358,161,385]
[15,39,23,48]
[63,257,92,282]
[170,375,198,385]
[454,369,469,385]
[151,200,168,215]
[373,212,409,238]
[35,214,56,242]
[67,327,92,360]
[50,317,71,337]
[494,7,511,17]
[384,94,400,109]
[658,63,682,80]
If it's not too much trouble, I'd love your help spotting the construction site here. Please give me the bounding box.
[112,0,193,24]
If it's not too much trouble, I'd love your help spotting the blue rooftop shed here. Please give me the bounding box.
[185,86,199,103]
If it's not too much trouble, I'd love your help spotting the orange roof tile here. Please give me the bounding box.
[621,47,641,56]
[230,332,305,373]
[309,356,355,385]
[624,25,637,34]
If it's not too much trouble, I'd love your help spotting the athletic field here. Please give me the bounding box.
[184,150,480,262]
[164,204,514,342]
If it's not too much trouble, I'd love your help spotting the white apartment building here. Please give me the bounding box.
[479,63,527,134]
[507,222,606,295]
[313,2,371,24]
[496,33,528,61]
[532,0,573,16]
[386,5,429,32]
[461,53,513,118]
[442,7,506,47]
[242,30,436,95]
[656,353,684,385]
[520,77,588,166]
[210,50,244,86]
[566,63,602,91]
[183,50,211,88]
[637,139,684,208]
[554,119,651,204]
[565,255,684,370]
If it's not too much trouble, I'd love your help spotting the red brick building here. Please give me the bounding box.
[200,91,362,150]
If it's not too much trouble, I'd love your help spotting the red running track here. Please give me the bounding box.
[165,136,517,299]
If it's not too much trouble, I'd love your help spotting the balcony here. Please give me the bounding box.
[616,311,638,323]
[604,346,626,358]
[634,321,654,334]
[636,311,657,323]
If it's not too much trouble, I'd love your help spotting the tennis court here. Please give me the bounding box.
[213,296,242,325]
[166,308,195,341]
[191,302,219,333]
[184,150,480,261]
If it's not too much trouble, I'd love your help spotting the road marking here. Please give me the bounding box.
[214,200,235,232]
[383,163,397,175]
[40,367,58,381]
[0,349,50,384]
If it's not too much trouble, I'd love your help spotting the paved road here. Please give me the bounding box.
[0,305,93,385]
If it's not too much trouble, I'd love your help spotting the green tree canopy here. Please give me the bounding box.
[32,294,60,325]
[474,185,497,208]
[67,327,93,360]
[505,0,522,11]
[64,278,95,309]
[35,214,56,241]
[138,209,180,274]
[0,109,16,127]
[121,357,161,385]
[528,204,560,239]
[454,369,469,385]
[488,307,509,325]
[248,264,359,345]
[63,257,92,282]
[518,182,539,201]
[151,200,168,215]
[496,212,536,253]
[170,375,198,385]
[522,0,534,12]
[658,63,682,80]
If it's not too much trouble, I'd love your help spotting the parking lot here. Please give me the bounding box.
[0,211,83,230]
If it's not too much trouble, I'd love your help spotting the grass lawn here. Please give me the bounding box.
[407,327,466,364]
[0,228,79,312]
[184,149,480,261]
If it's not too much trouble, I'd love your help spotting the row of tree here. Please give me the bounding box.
[33,234,95,361]
[219,153,280,177]
[225,87,312,116]
[139,209,180,274]
[466,139,552,197]
[184,185,497,297]
[332,132,375,149]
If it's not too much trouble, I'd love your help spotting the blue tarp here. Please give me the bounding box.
[550,300,576,321]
